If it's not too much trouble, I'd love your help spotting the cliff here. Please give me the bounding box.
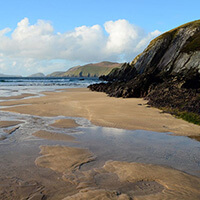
[89,20,200,124]
[47,62,122,77]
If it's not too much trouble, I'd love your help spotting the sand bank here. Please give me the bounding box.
[50,119,79,129]
[0,93,35,100]
[33,130,76,141]
[0,121,23,128]
[35,145,95,173]
[1,88,200,136]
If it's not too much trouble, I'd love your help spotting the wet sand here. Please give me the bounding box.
[0,120,23,128]
[63,160,200,200]
[0,120,23,140]
[33,130,76,141]
[35,145,200,200]
[1,88,200,136]
[0,88,200,199]
[0,93,35,100]
[35,145,95,173]
[189,135,200,142]
[50,119,79,129]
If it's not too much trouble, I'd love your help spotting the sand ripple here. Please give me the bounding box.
[35,145,95,173]
[35,145,200,200]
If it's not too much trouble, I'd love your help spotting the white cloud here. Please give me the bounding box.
[105,19,140,53]
[0,18,161,75]
[12,18,54,41]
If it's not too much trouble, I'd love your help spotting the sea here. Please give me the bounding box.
[0,77,101,98]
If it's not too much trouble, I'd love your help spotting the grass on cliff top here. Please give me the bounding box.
[161,107,200,125]
[146,19,200,51]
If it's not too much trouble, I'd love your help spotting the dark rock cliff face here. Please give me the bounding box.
[88,20,200,119]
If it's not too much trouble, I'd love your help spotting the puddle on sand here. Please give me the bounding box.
[76,126,200,177]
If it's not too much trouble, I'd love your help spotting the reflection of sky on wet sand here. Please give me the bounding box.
[76,126,200,177]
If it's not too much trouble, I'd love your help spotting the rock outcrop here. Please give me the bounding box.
[88,20,200,122]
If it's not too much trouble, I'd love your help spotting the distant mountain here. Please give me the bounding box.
[46,71,65,77]
[28,73,45,77]
[47,61,123,77]
[0,73,21,77]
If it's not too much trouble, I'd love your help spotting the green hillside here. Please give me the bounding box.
[48,61,122,77]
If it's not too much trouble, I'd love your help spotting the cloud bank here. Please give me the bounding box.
[0,18,161,75]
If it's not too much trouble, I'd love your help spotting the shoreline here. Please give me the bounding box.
[0,87,200,137]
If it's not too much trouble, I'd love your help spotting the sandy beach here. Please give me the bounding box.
[1,88,200,136]
[0,88,200,199]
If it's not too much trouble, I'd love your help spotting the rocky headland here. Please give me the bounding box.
[47,61,122,77]
[89,20,200,124]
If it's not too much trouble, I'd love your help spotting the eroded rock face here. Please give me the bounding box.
[137,28,199,73]
[130,21,200,75]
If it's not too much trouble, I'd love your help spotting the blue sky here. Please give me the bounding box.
[0,0,199,75]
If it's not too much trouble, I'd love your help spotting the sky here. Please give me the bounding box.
[0,0,199,76]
